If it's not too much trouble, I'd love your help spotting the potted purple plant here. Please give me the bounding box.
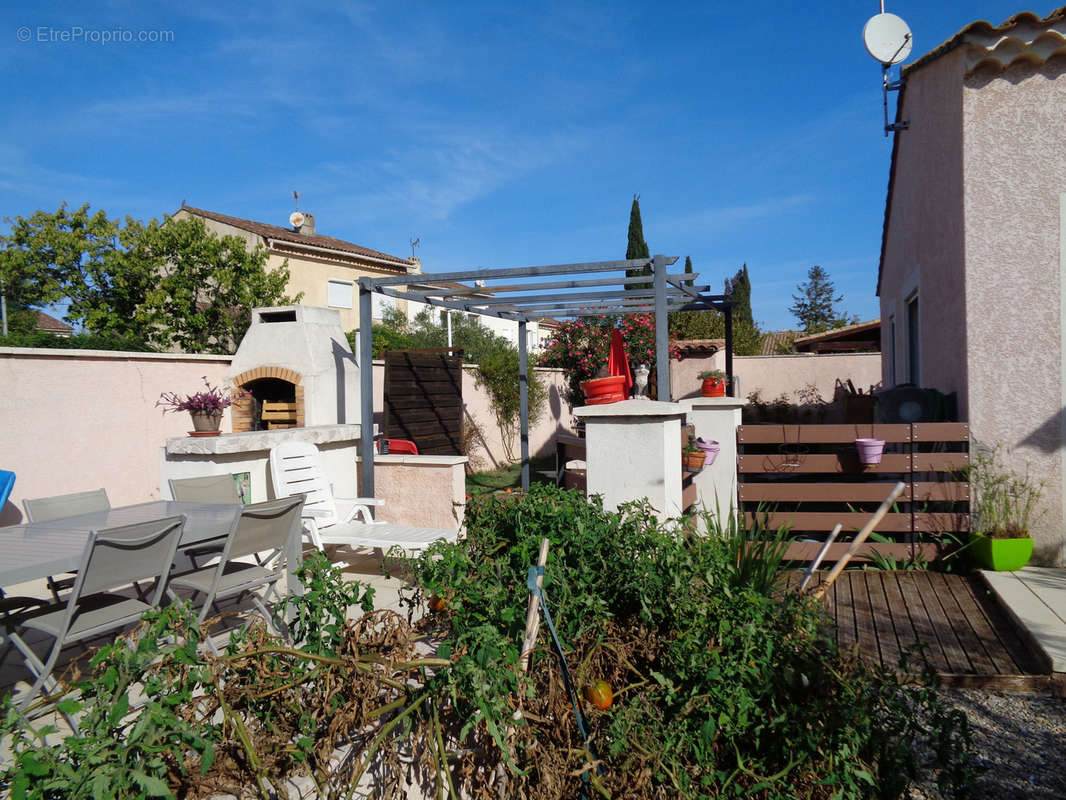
[158,377,240,435]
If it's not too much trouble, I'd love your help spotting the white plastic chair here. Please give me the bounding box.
[167,497,304,647]
[268,440,459,555]
[8,515,185,710]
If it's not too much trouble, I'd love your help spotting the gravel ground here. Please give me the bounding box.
[911,688,1066,799]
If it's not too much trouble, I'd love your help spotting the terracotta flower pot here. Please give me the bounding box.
[683,451,705,471]
[701,377,726,397]
[580,375,627,405]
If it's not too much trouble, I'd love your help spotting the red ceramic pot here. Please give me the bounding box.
[580,375,627,405]
[700,377,726,397]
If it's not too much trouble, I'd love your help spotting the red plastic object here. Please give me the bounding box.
[580,375,627,405]
[385,439,419,455]
[606,329,633,398]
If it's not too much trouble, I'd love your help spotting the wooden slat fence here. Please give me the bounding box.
[383,348,463,456]
[737,423,969,562]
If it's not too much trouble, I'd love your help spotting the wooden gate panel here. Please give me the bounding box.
[736,422,969,562]
[384,349,463,456]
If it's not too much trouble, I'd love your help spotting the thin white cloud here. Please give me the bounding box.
[656,194,817,238]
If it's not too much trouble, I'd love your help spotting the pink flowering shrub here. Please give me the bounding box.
[539,314,680,406]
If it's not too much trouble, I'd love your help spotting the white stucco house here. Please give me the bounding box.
[877,7,1066,563]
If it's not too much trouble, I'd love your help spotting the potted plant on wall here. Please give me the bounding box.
[698,370,727,397]
[682,438,705,472]
[969,446,1045,571]
[157,377,240,436]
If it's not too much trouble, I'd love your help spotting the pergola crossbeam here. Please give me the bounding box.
[398,272,696,299]
[357,254,731,500]
[364,257,677,288]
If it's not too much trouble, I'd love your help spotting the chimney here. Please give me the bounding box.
[298,212,315,236]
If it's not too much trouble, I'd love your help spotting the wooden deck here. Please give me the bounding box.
[783,570,1052,689]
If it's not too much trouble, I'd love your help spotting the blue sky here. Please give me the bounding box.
[2,1,1054,331]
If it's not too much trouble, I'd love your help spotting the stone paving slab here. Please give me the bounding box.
[981,567,1066,672]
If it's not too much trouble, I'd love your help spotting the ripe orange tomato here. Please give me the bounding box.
[583,680,613,710]
[428,594,447,613]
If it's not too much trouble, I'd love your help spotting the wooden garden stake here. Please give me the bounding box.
[520,537,550,672]
[797,523,842,593]
[810,481,906,600]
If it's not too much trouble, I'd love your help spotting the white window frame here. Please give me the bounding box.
[327,279,353,309]
[905,291,920,385]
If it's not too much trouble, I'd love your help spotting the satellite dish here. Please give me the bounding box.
[863,12,912,65]
[289,211,305,228]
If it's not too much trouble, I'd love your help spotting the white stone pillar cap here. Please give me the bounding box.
[573,399,683,419]
[680,397,748,411]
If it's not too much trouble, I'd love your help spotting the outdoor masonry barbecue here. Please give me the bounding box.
[227,305,361,432]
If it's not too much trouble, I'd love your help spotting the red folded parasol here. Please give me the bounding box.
[607,328,633,399]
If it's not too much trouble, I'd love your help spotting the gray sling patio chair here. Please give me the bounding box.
[166,496,304,650]
[169,475,243,569]
[23,489,111,602]
[7,514,186,711]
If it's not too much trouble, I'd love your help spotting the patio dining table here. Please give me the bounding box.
[0,500,242,589]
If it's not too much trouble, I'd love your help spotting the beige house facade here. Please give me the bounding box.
[173,205,420,332]
[878,8,1066,563]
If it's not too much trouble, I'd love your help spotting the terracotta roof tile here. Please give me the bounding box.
[35,311,72,334]
[759,330,801,355]
[792,319,881,346]
[675,338,724,355]
[180,205,412,268]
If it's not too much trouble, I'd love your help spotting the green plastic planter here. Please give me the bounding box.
[969,533,1033,571]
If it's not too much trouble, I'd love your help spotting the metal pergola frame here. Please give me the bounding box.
[358,254,734,497]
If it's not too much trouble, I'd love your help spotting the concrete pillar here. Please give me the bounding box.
[573,399,684,520]
[681,396,747,524]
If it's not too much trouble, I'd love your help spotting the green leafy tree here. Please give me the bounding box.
[0,205,297,353]
[115,216,297,353]
[669,255,724,342]
[624,194,651,291]
[788,265,857,334]
[0,203,117,336]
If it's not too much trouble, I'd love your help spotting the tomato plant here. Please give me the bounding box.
[428,594,447,613]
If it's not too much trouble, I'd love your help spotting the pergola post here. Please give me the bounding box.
[518,320,530,490]
[653,253,670,401]
[724,304,734,396]
[358,279,375,505]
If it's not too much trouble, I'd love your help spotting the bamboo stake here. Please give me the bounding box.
[797,523,842,593]
[809,481,906,600]
[520,537,550,672]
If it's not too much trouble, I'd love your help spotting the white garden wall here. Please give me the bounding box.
[0,348,574,524]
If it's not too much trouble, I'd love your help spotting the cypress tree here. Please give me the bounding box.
[684,255,694,287]
[723,263,762,355]
[725,263,754,329]
[625,194,651,290]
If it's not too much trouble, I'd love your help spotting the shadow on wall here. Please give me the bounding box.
[1019,407,1064,455]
